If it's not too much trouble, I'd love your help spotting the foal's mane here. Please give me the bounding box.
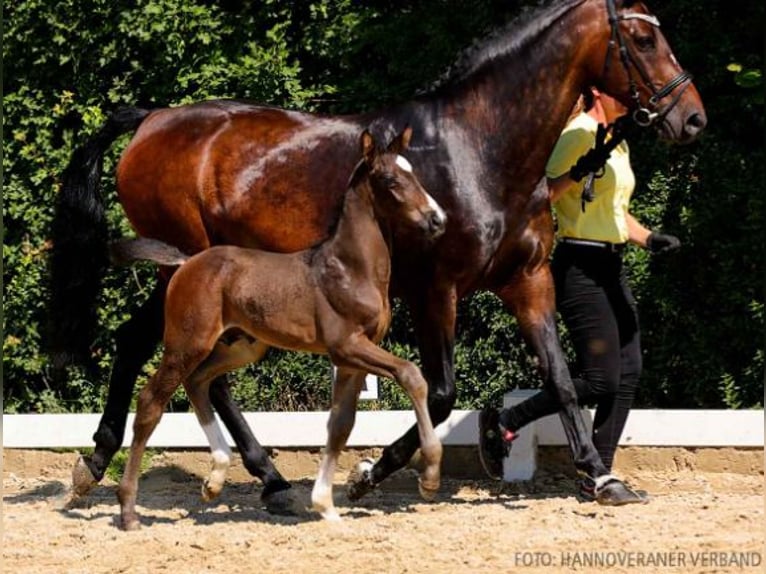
[422,0,588,93]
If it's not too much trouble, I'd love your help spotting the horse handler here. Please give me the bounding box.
[479,87,681,504]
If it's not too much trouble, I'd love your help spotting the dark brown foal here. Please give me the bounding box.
[112,128,446,528]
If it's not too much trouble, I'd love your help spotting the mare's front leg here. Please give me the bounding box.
[73,283,165,498]
[347,285,456,500]
[492,265,608,479]
[311,368,365,521]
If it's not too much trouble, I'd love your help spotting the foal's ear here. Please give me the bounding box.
[387,125,413,154]
[361,130,376,165]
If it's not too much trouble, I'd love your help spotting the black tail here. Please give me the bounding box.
[48,107,150,369]
[110,237,190,268]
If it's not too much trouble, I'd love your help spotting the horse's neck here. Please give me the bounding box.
[420,0,601,192]
[320,182,389,277]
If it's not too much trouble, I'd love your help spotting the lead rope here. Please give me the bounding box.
[580,116,631,211]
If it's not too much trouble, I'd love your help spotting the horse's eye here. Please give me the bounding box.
[634,35,655,52]
[381,175,398,188]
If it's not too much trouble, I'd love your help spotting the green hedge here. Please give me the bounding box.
[3,0,763,414]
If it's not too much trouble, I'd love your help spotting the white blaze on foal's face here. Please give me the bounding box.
[394,154,447,229]
[395,155,413,173]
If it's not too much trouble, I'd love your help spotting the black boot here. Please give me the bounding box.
[577,474,650,505]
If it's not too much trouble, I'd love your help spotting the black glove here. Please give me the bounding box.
[646,232,681,254]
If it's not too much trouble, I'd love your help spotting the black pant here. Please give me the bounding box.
[501,242,642,471]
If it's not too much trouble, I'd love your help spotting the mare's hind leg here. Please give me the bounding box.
[333,334,443,501]
[311,368,365,521]
[348,285,456,500]
[209,378,295,512]
[74,283,165,497]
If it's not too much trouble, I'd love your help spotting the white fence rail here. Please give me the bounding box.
[3,407,763,449]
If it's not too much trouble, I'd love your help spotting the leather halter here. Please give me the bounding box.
[603,0,693,127]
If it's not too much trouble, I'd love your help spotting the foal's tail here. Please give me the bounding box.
[110,238,191,268]
[49,107,150,369]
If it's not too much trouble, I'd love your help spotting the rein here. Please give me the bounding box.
[603,0,693,128]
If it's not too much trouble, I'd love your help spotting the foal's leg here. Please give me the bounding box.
[334,334,443,500]
[348,285,456,500]
[493,265,607,478]
[184,380,232,502]
[73,283,165,496]
[311,368,365,521]
[117,352,199,530]
[188,339,270,501]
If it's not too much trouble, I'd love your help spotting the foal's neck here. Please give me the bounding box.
[321,179,389,273]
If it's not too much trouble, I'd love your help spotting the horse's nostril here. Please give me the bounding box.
[423,212,445,236]
[686,112,707,134]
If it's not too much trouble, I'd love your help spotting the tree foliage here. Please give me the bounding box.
[3,0,763,413]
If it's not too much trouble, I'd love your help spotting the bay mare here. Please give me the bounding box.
[51,0,706,510]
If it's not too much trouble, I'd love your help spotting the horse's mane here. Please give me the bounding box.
[422,0,588,93]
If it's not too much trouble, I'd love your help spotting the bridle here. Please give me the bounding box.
[603,0,693,127]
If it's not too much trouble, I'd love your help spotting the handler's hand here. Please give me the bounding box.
[647,232,681,254]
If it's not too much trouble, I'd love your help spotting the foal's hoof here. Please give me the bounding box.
[418,478,440,502]
[120,515,142,531]
[72,455,98,497]
[316,506,342,522]
[201,480,222,503]
[262,488,303,516]
[346,458,377,502]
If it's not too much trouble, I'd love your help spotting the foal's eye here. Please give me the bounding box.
[381,175,398,188]
[634,35,655,52]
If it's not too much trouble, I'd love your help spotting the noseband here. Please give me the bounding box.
[603,0,693,127]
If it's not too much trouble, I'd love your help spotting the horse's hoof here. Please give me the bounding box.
[201,480,222,503]
[346,458,376,502]
[595,478,650,506]
[418,478,440,502]
[120,515,141,531]
[263,488,303,516]
[316,507,342,522]
[72,455,98,497]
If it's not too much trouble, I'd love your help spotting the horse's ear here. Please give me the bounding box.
[387,125,413,154]
[361,130,376,165]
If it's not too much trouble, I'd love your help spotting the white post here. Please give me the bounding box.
[331,364,379,401]
[502,389,541,482]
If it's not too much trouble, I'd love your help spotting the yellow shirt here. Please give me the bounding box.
[546,113,635,244]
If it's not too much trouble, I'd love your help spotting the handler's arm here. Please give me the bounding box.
[547,174,578,203]
[626,212,651,248]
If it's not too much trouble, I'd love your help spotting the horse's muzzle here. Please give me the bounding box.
[424,210,447,239]
[659,109,707,144]
[683,111,707,141]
